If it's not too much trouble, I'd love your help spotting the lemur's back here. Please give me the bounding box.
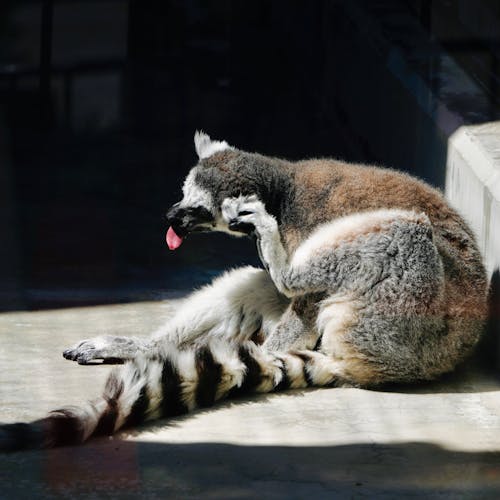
[289,159,488,376]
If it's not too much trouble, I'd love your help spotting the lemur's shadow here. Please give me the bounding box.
[3,439,500,497]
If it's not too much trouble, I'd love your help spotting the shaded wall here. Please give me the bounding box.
[0,0,499,310]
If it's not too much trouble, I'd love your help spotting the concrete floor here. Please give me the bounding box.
[1,301,500,499]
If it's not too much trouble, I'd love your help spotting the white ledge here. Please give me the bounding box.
[446,122,500,277]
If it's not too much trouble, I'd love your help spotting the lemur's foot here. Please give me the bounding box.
[63,336,144,365]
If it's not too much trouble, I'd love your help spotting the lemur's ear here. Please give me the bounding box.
[194,130,232,160]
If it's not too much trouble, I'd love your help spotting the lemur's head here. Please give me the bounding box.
[166,131,264,249]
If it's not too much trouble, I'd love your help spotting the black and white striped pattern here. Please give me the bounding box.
[0,341,345,451]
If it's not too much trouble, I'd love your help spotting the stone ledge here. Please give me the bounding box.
[446,122,500,277]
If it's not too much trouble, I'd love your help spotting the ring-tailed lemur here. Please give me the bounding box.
[0,132,488,451]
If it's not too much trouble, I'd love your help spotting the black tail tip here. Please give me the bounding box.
[0,422,44,453]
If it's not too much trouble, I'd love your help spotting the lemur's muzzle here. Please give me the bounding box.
[165,203,214,250]
[166,203,189,237]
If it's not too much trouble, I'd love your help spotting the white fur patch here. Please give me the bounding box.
[113,359,149,430]
[302,351,342,386]
[145,360,164,420]
[280,354,307,389]
[291,209,430,268]
[194,130,232,160]
[180,169,214,210]
[173,348,198,411]
[209,340,246,400]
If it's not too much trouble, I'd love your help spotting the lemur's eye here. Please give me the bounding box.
[238,211,253,216]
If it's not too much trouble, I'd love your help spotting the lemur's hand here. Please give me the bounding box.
[222,195,272,235]
[222,195,287,292]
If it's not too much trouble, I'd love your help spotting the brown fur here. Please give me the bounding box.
[285,159,488,381]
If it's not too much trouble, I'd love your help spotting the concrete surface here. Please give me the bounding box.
[2,301,500,499]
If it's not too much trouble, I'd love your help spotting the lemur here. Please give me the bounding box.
[0,132,488,451]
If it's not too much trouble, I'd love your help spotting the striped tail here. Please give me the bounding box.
[0,341,346,451]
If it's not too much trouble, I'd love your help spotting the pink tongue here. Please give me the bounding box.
[166,226,183,250]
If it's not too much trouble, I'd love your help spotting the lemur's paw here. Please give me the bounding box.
[222,195,271,234]
[62,336,134,365]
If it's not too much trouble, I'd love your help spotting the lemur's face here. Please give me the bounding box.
[165,132,257,250]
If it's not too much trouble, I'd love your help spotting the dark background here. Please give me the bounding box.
[1,0,499,311]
